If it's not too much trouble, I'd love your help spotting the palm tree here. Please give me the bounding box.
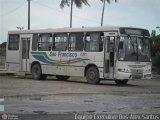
[100,0,117,26]
[60,0,90,28]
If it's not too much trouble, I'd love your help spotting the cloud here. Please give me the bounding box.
[0,0,160,43]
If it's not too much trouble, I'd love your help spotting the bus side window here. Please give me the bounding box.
[8,34,19,50]
[85,32,103,52]
[38,34,52,51]
[53,34,68,51]
[69,33,84,51]
[32,34,38,51]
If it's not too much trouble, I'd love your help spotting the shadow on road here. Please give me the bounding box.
[5,75,139,87]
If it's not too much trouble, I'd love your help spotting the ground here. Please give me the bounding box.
[0,75,160,120]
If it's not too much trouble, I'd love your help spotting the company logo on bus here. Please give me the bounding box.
[49,51,77,58]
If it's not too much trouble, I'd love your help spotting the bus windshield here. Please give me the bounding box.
[118,36,151,62]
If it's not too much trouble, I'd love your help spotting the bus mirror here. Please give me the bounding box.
[119,41,123,50]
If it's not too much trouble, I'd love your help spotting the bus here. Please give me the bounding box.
[5,26,152,84]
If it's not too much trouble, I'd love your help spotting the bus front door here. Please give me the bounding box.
[104,32,117,79]
[20,36,31,72]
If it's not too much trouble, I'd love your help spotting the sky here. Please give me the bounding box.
[0,0,160,43]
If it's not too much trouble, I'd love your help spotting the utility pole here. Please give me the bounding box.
[28,0,30,30]
[101,0,105,26]
[70,0,73,28]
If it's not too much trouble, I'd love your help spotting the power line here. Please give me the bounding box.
[33,1,65,13]
[0,1,27,16]
[32,1,99,24]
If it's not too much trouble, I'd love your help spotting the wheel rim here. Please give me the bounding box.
[33,66,40,76]
[89,70,96,80]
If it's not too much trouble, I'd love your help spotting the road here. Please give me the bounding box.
[0,75,160,120]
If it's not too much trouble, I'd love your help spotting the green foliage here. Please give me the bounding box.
[150,34,160,57]
[153,52,160,66]
[60,0,90,8]
[0,42,6,56]
[150,32,160,73]
[100,0,117,4]
[151,30,156,37]
[0,42,6,48]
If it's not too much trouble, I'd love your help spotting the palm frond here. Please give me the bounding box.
[81,0,90,6]
[100,0,117,3]
[74,0,90,8]
[100,0,110,4]
[60,0,70,8]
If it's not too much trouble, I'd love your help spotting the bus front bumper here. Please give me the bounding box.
[116,71,152,80]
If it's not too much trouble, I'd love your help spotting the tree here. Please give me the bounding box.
[100,0,117,26]
[0,42,6,56]
[150,31,160,73]
[0,42,6,48]
[60,0,90,28]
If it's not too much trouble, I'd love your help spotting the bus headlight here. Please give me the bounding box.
[117,68,129,72]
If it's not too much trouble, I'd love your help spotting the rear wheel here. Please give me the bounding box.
[31,64,42,80]
[31,64,47,80]
[115,79,128,85]
[86,66,100,84]
[56,75,70,80]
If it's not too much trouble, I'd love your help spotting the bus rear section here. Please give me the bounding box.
[6,34,32,74]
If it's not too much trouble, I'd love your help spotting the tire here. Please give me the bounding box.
[115,79,128,85]
[31,64,42,80]
[86,66,100,84]
[56,75,70,80]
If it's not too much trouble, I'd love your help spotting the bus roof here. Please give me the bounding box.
[8,26,120,34]
[8,26,149,36]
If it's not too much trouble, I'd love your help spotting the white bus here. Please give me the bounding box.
[5,26,152,84]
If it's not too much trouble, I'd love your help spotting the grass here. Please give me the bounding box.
[152,74,160,80]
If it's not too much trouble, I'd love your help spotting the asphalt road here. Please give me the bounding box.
[0,75,160,120]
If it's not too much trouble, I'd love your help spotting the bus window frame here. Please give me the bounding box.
[8,34,20,51]
[68,32,84,52]
[38,33,52,51]
[53,33,68,51]
[84,32,104,52]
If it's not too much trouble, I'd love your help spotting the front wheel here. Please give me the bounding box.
[86,66,100,84]
[115,79,128,85]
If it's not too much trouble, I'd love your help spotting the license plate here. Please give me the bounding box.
[132,74,142,79]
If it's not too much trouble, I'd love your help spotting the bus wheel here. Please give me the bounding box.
[31,64,42,80]
[115,79,128,85]
[56,75,70,80]
[86,66,100,84]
